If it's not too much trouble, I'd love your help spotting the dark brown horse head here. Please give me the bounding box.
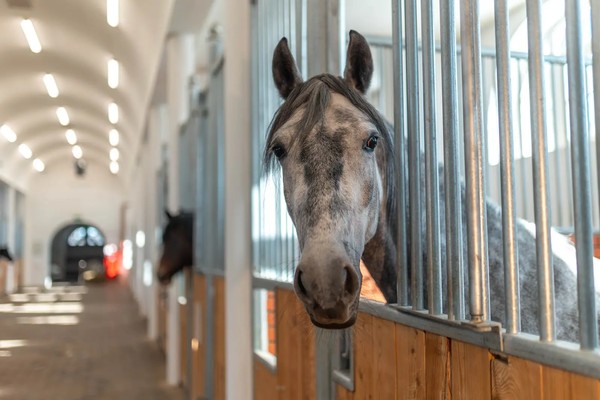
[267,31,395,329]
[157,211,194,284]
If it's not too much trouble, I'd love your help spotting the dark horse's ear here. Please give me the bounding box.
[165,210,173,220]
[343,30,373,94]
[272,37,303,99]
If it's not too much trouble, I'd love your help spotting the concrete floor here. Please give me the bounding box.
[0,279,184,400]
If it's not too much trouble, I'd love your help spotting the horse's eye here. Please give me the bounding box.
[272,145,286,159]
[364,135,379,152]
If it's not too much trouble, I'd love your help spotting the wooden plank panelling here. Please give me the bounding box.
[543,365,600,400]
[373,317,397,399]
[491,356,542,400]
[451,340,491,399]
[254,358,278,399]
[425,333,450,400]
[568,371,600,399]
[193,274,206,399]
[274,288,316,400]
[396,324,426,399]
[352,313,374,399]
[214,276,226,400]
[180,303,187,387]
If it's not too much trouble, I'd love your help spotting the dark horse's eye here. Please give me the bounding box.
[363,135,379,152]
[272,145,286,159]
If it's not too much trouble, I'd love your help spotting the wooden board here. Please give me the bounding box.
[214,276,226,400]
[395,324,426,399]
[254,358,279,399]
[451,340,491,400]
[425,333,450,399]
[192,274,206,400]
[491,356,542,400]
[543,365,600,400]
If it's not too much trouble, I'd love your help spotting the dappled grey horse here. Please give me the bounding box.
[266,30,599,340]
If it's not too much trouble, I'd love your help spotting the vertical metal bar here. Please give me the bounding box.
[493,0,520,334]
[440,0,464,321]
[565,0,598,350]
[592,0,600,229]
[421,0,441,315]
[460,0,490,323]
[405,0,423,310]
[392,0,408,307]
[526,0,555,342]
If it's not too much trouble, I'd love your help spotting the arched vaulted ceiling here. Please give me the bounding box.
[0,0,174,188]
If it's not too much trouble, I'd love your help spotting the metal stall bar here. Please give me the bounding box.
[392,0,408,306]
[440,0,464,321]
[460,0,490,323]
[526,0,556,342]
[421,0,441,315]
[493,0,520,334]
[593,0,600,230]
[405,0,423,310]
[565,0,598,350]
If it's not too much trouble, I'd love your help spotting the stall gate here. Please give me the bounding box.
[248,0,600,399]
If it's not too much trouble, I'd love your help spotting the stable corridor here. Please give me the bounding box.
[0,281,183,400]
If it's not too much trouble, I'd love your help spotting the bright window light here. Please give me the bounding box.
[43,74,59,98]
[109,128,119,146]
[107,0,119,27]
[33,158,45,172]
[108,102,118,124]
[18,144,32,159]
[20,19,41,53]
[0,125,16,142]
[65,129,77,145]
[72,145,82,159]
[108,58,119,89]
[56,107,70,126]
[135,230,145,248]
[109,147,119,161]
[122,240,132,270]
[109,160,119,174]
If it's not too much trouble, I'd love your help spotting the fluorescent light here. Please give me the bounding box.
[0,125,16,142]
[65,129,77,145]
[109,160,119,174]
[107,0,119,27]
[33,158,45,172]
[109,147,119,161]
[18,144,32,159]
[43,74,59,98]
[72,145,82,159]
[20,19,41,53]
[108,102,118,124]
[109,129,119,146]
[56,107,70,126]
[108,59,119,89]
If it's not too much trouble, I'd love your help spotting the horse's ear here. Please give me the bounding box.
[343,30,373,94]
[273,37,303,99]
[165,210,173,220]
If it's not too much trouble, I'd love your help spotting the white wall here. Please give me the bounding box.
[24,160,124,285]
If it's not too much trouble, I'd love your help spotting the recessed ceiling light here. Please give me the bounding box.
[0,125,17,142]
[109,147,119,161]
[109,160,119,174]
[65,129,77,145]
[109,129,119,146]
[72,145,82,159]
[108,102,118,124]
[43,74,59,98]
[33,158,45,172]
[18,143,32,159]
[107,0,119,27]
[20,19,41,53]
[56,107,70,126]
[108,59,119,89]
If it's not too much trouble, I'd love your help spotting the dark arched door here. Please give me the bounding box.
[50,223,106,282]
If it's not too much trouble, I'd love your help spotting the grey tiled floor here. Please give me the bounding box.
[0,280,184,400]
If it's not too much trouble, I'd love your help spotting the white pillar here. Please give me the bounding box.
[6,186,16,252]
[166,33,195,386]
[223,0,253,398]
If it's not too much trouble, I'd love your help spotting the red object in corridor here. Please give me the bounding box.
[103,248,122,279]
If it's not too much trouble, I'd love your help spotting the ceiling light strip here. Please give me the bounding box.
[0,125,17,142]
[107,0,119,27]
[43,74,59,98]
[20,19,41,53]
[108,59,119,89]
[56,107,70,126]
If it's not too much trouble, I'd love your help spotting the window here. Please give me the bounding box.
[253,289,277,368]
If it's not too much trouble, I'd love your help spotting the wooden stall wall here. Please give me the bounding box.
[158,287,167,352]
[253,288,316,400]
[0,260,7,296]
[192,273,206,399]
[213,276,226,400]
[336,311,600,399]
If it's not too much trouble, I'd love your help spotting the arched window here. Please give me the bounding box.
[67,226,105,247]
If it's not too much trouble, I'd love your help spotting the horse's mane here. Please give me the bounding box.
[263,74,396,231]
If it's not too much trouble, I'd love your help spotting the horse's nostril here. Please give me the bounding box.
[343,266,358,296]
[297,270,309,296]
